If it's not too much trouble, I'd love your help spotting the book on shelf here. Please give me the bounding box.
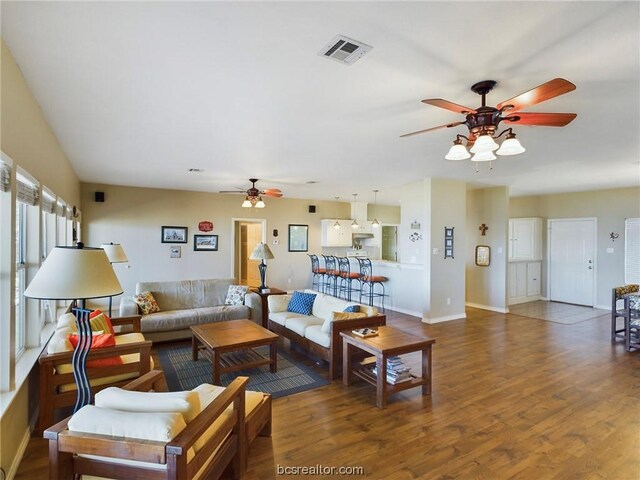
[352,328,378,338]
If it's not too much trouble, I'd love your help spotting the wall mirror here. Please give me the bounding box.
[475,245,491,266]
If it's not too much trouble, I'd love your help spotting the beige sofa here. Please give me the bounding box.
[120,278,261,342]
[267,289,386,380]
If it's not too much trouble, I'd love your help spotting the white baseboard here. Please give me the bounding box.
[6,427,30,480]
[423,312,467,324]
[594,304,611,311]
[384,305,422,318]
[465,302,509,314]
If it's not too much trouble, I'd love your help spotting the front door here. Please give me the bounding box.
[548,218,596,306]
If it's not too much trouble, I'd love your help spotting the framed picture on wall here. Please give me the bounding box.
[288,224,308,252]
[194,234,218,251]
[475,245,491,266]
[162,226,188,243]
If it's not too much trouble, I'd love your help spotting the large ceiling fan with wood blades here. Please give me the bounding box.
[219,178,283,208]
[401,78,577,167]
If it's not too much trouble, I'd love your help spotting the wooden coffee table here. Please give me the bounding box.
[191,319,279,384]
[341,326,436,409]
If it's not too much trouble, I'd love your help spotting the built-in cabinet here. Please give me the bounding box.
[320,219,352,247]
[508,217,543,305]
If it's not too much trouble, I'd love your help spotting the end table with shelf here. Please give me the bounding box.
[251,287,287,328]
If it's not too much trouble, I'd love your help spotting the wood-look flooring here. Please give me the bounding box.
[16,307,640,479]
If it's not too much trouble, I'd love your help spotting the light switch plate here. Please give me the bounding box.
[606,247,614,253]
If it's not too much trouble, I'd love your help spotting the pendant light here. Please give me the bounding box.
[351,193,359,229]
[371,190,380,228]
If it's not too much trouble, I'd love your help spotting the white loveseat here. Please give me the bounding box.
[120,278,262,342]
[267,289,386,380]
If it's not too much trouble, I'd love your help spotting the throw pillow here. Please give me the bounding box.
[89,310,115,335]
[321,311,367,334]
[133,291,161,314]
[344,305,360,313]
[56,312,78,332]
[225,285,249,306]
[68,333,123,368]
[287,291,317,316]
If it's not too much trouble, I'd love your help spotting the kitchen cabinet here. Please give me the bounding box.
[508,261,542,304]
[321,219,352,247]
[508,218,543,261]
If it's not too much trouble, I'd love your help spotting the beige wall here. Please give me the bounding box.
[0,39,81,476]
[466,187,509,311]
[81,183,351,300]
[0,39,80,205]
[428,179,467,321]
[510,187,640,308]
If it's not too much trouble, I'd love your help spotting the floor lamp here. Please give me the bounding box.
[249,242,274,291]
[101,242,128,316]
[24,243,123,412]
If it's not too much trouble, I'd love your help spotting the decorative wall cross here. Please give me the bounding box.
[479,224,489,236]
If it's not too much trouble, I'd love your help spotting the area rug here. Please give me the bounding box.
[157,344,329,398]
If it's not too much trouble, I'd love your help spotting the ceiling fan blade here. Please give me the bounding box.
[218,190,246,194]
[400,121,464,138]
[422,99,476,115]
[497,78,576,112]
[262,188,282,194]
[262,191,283,198]
[502,112,577,127]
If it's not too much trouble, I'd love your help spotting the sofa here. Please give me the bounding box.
[120,278,262,342]
[267,289,386,380]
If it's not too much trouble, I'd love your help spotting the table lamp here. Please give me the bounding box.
[249,242,274,291]
[24,243,123,412]
[101,242,128,316]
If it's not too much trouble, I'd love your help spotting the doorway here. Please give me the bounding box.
[382,226,398,262]
[232,219,265,287]
[548,218,597,307]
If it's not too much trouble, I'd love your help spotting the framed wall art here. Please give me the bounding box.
[444,227,454,259]
[475,245,491,266]
[162,226,188,243]
[288,224,308,252]
[194,234,218,251]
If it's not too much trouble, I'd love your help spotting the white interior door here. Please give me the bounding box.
[548,218,596,306]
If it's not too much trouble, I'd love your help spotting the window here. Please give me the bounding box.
[15,203,26,357]
[625,218,640,284]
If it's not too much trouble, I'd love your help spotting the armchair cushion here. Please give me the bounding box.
[267,294,292,313]
[95,387,201,423]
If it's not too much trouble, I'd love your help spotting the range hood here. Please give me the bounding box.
[353,232,374,239]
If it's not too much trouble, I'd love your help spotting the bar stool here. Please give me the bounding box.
[337,257,362,301]
[308,254,326,292]
[357,257,388,311]
[321,255,340,297]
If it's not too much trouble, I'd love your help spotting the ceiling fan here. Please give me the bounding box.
[219,178,283,208]
[401,78,577,164]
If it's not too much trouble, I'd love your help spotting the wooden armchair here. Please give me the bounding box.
[44,370,248,480]
[38,315,152,432]
[611,285,639,341]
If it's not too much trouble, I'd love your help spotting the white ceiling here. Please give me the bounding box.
[2,1,639,205]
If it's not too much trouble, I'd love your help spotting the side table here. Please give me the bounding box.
[251,287,287,328]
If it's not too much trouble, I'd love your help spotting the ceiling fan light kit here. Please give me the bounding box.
[222,178,282,208]
[403,78,576,170]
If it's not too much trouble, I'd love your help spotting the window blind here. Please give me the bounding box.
[625,218,640,284]
[16,173,39,206]
[42,187,56,214]
[0,161,10,193]
[56,202,65,217]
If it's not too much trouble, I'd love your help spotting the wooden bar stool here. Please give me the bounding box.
[357,257,388,311]
[337,257,362,301]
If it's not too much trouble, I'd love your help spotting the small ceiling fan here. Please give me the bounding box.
[219,178,283,208]
[401,78,577,163]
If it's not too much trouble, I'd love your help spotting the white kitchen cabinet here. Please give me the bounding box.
[508,218,543,261]
[508,261,542,305]
[321,219,352,247]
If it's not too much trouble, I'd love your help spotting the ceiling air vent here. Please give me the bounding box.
[318,35,372,65]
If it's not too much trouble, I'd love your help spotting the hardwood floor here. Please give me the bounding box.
[16,307,639,479]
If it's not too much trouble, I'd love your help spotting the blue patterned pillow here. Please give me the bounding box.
[344,305,360,313]
[287,291,316,315]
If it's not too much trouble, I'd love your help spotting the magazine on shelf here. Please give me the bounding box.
[352,328,378,338]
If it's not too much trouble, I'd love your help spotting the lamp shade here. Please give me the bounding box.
[255,197,266,208]
[242,197,252,208]
[470,134,499,154]
[496,137,526,156]
[101,243,128,263]
[24,246,123,300]
[249,242,274,261]
[471,151,497,162]
[445,143,471,161]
